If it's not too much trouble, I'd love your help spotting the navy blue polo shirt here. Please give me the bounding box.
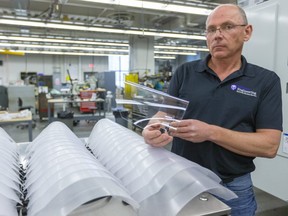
[168,55,282,182]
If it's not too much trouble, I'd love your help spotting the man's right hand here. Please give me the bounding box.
[142,123,173,147]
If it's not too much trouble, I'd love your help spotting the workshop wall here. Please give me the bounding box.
[0,54,108,86]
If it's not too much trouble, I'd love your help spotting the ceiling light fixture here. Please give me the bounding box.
[0,43,129,52]
[13,49,174,59]
[80,0,212,15]
[0,35,128,47]
[0,18,206,40]
[15,50,129,56]
[154,56,176,60]
[154,51,197,56]
[0,41,203,57]
[155,45,209,52]
[1,43,183,57]
[0,35,209,52]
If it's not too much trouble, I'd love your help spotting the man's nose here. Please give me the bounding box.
[215,27,223,35]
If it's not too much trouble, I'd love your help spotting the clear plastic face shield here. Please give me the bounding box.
[115,81,189,132]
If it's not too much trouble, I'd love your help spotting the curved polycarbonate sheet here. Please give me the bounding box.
[89,130,148,172]
[33,129,80,145]
[28,170,122,208]
[0,145,19,159]
[27,140,87,162]
[118,81,189,130]
[26,146,94,170]
[0,146,18,164]
[25,157,109,189]
[25,151,97,182]
[97,143,147,172]
[132,165,234,203]
[126,159,197,200]
[29,179,138,216]
[25,154,100,188]
[26,150,95,176]
[28,177,138,216]
[27,164,119,201]
[120,157,184,188]
[26,137,83,161]
[88,128,141,153]
[27,147,94,173]
[0,152,19,173]
[31,134,83,151]
[0,132,21,189]
[0,128,17,148]
[0,174,21,193]
[0,148,18,162]
[119,150,220,188]
[0,182,21,203]
[0,127,21,216]
[114,149,180,180]
[138,168,237,216]
[108,146,149,174]
[0,151,20,172]
[25,121,138,216]
[0,167,21,185]
[88,119,237,216]
[0,194,18,216]
[25,121,81,154]
[89,134,125,161]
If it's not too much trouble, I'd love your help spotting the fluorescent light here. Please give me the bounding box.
[0,35,128,46]
[0,35,210,54]
[154,56,176,60]
[80,0,212,15]
[15,50,128,56]
[0,37,210,57]
[0,18,206,40]
[0,43,129,52]
[154,51,197,56]
[155,45,209,52]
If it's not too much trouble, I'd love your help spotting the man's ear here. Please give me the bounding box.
[244,25,253,42]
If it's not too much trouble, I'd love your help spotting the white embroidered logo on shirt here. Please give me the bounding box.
[231,85,257,97]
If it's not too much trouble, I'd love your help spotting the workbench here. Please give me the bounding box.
[0,111,33,141]
[47,98,106,123]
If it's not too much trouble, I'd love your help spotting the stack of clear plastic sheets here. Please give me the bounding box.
[88,119,237,216]
[0,128,21,216]
[24,122,138,216]
[0,119,236,216]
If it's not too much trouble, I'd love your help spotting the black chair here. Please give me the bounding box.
[17,97,36,129]
[18,97,34,111]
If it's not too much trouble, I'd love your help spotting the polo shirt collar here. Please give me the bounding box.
[195,54,256,78]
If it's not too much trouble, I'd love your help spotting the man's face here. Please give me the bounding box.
[205,6,251,60]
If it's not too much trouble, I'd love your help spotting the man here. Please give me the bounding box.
[142,4,282,216]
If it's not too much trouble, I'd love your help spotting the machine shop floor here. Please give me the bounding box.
[1,112,288,216]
